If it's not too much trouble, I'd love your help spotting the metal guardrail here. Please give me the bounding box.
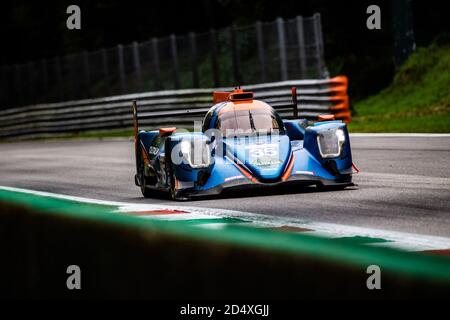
[0,77,350,139]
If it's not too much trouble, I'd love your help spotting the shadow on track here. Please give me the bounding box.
[128,183,358,202]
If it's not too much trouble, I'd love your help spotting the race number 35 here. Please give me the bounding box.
[248,146,278,158]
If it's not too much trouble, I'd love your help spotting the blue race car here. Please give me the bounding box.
[132,88,356,200]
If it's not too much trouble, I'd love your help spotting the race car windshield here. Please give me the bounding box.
[216,108,284,137]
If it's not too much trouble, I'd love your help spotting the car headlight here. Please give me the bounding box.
[317,128,346,158]
[180,139,211,168]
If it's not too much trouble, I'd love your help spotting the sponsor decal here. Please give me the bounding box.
[245,144,281,168]
[224,175,245,182]
[251,158,282,168]
[148,146,159,155]
[295,170,314,175]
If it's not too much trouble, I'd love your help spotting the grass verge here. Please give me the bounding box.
[348,44,450,133]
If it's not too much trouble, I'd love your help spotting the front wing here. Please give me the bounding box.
[173,148,354,199]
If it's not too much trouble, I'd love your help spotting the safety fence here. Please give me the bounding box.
[0,77,350,139]
[0,14,328,109]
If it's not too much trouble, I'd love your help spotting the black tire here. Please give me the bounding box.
[165,138,189,201]
[169,175,177,200]
[137,145,153,198]
[168,162,181,200]
[168,163,189,201]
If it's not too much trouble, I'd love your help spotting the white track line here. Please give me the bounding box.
[1,185,450,252]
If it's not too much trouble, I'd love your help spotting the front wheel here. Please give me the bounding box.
[137,146,153,198]
[168,168,189,201]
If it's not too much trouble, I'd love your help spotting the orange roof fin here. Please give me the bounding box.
[159,127,176,135]
[213,92,230,104]
[213,88,254,104]
[318,114,335,122]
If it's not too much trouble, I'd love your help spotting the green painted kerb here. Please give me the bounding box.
[0,189,449,282]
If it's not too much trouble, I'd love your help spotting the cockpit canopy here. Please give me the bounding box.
[202,100,285,137]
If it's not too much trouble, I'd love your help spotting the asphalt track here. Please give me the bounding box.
[1,135,449,237]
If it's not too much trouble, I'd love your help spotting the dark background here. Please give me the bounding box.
[1,0,448,98]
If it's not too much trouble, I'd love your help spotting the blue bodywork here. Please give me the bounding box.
[135,101,354,200]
